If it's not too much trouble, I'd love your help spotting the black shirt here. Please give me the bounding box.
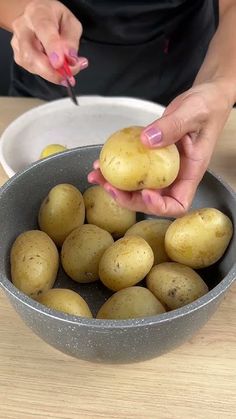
[10,0,218,106]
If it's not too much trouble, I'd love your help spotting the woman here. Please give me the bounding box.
[0,0,235,216]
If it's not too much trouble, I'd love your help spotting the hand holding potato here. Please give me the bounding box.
[88,125,182,216]
[98,126,180,191]
[89,83,234,218]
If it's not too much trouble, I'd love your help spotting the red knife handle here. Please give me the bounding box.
[57,58,72,79]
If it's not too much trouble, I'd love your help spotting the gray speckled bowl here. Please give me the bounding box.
[0,146,235,363]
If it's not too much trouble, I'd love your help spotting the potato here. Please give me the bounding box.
[10,230,59,298]
[40,144,67,159]
[36,288,92,317]
[97,286,166,320]
[146,262,209,309]
[83,185,136,238]
[99,235,154,291]
[38,183,85,246]
[125,218,172,264]
[99,126,180,191]
[61,224,114,283]
[165,208,233,269]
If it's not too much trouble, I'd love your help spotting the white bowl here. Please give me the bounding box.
[0,96,164,178]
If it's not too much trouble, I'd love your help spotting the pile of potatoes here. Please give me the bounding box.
[10,126,233,320]
[10,182,233,320]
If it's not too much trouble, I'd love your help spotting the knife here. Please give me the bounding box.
[57,58,79,106]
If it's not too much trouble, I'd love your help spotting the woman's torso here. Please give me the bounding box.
[10,0,218,105]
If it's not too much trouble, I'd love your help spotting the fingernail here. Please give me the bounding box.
[87,173,97,184]
[106,188,117,200]
[68,50,88,70]
[93,160,100,169]
[60,77,75,87]
[69,48,78,59]
[60,79,68,87]
[68,49,79,66]
[143,127,162,146]
[69,76,75,86]
[78,57,89,70]
[69,57,79,66]
[49,52,59,67]
[143,194,152,205]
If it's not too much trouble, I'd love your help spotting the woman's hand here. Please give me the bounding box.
[11,0,88,85]
[88,79,234,217]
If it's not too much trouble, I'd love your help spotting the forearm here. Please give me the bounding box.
[194,1,236,105]
[0,0,36,31]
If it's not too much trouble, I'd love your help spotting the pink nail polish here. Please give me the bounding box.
[143,127,162,146]
[106,188,117,200]
[93,160,100,170]
[143,194,152,205]
[69,57,79,66]
[78,57,89,70]
[60,79,68,87]
[87,173,97,184]
[60,77,75,87]
[49,52,59,67]
[69,76,75,86]
[69,48,78,60]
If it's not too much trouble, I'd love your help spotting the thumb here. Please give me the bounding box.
[141,98,203,148]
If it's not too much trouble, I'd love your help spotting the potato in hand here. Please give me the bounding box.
[99,126,180,191]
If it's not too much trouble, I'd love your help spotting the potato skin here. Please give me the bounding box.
[97,286,166,320]
[10,230,59,298]
[99,126,180,191]
[83,185,136,238]
[37,288,92,317]
[99,235,154,291]
[61,224,114,283]
[125,218,171,264]
[146,262,209,309]
[38,183,85,246]
[165,208,233,269]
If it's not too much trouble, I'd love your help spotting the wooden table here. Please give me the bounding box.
[0,97,235,419]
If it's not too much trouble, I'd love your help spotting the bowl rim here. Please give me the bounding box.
[0,95,165,178]
[0,145,235,329]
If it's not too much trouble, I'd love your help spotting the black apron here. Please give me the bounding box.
[9,0,219,106]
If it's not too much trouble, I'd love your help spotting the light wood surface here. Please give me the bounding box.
[0,97,235,419]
